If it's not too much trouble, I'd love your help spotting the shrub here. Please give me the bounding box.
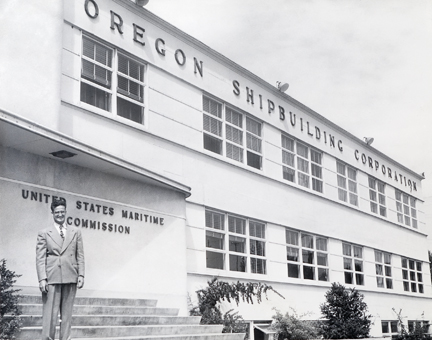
[189,278,283,335]
[271,308,319,340]
[319,282,371,339]
[393,308,431,340]
[0,259,22,340]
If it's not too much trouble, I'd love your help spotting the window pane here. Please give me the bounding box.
[318,268,329,281]
[203,97,222,118]
[206,231,224,249]
[316,238,327,251]
[228,216,246,234]
[251,258,266,274]
[390,321,398,333]
[354,260,363,272]
[229,236,246,253]
[246,117,261,136]
[80,82,110,111]
[287,247,299,262]
[317,253,328,266]
[117,97,143,124]
[250,240,265,256]
[297,143,308,158]
[206,251,224,269]
[345,272,353,284]
[229,255,246,272]
[343,243,351,256]
[288,263,300,278]
[282,135,294,151]
[298,173,309,188]
[303,266,314,280]
[301,234,313,248]
[353,246,363,258]
[377,276,384,288]
[250,221,265,238]
[356,273,364,285]
[204,134,222,154]
[286,230,298,245]
[382,322,389,334]
[206,211,224,230]
[247,151,262,169]
[375,251,383,263]
[226,107,242,127]
[283,167,295,182]
[226,143,243,162]
[302,250,314,264]
[376,264,383,275]
[337,162,346,175]
[282,151,295,166]
[344,258,352,270]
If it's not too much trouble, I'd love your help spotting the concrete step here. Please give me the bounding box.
[19,295,157,307]
[16,324,225,340]
[21,315,201,327]
[19,304,179,316]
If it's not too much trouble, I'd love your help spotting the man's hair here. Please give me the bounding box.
[51,197,67,212]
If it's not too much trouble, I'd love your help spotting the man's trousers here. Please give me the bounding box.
[41,283,77,340]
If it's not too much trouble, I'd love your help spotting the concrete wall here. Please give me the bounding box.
[0,146,189,313]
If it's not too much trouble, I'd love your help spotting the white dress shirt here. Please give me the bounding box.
[54,223,67,238]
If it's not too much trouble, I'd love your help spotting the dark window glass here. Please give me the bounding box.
[288,263,300,278]
[206,251,223,269]
[204,134,222,154]
[117,97,143,123]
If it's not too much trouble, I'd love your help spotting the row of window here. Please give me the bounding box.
[78,35,419,231]
[204,210,424,294]
[202,95,418,229]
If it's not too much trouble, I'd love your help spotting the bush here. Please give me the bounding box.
[189,278,283,335]
[319,282,371,339]
[0,259,22,340]
[271,308,319,340]
[393,308,432,340]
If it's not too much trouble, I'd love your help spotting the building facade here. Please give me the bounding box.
[0,0,430,337]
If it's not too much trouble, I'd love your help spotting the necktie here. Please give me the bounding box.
[59,225,64,239]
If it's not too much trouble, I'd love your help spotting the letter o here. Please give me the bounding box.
[175,49,186,66]
[361,153,367,164]
[74,218,80,227]
[382,165,386,175]
[84,0,99,19]
[119,225,124,233]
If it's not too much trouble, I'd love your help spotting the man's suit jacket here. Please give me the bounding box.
[36,225,85,284]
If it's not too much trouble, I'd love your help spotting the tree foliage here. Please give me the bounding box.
[271,308,319,340]
[189,278,284,335]
[319,282,371,339]
[0,259,22,340]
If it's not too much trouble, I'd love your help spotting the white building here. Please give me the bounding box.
[0,0,430,338]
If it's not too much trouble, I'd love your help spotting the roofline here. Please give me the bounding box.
[116,0,424,180]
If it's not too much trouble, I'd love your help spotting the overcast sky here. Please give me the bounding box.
[145,0,432,248]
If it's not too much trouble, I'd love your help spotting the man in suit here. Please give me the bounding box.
[36,197,85,340]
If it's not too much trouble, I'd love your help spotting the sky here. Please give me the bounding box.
[144,0,432,249]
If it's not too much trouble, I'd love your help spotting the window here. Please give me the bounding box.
[81,36,146,124]
[205,209,266,274]
[369,177,386,217]
[381,321,398,338]
[336,161,358,205]
[286,229,328,281]
[375,250,393,289]
[395,191,418,228]
[203,96,262,169]
[343,243,364,285]
[282,135,323,193]
[401,257,424,293]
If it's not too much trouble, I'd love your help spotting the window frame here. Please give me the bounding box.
[395,190,418,229]
[205,209,267,274]
[368,176,387,217]
[285,229,329,282]
[80,34,147,126]
[342,243,364,286]
[336,161,358,206]
[281,134,324,193]
[375,250,393,289]
[203,96,263,170]
[401,257,424,293]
